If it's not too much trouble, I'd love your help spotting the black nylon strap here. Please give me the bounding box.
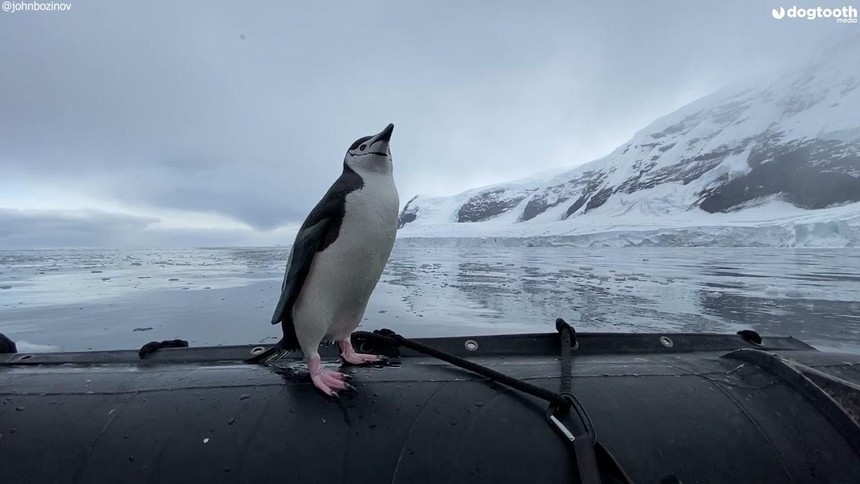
[575,437,603,484]
[554,319,636,484]
[596,443,637,484]
[553,319,601,484]
[557,318,574,395]
[355,326,639,484]
[354,330,569,409]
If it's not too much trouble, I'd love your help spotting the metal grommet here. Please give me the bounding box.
[659,336,674,348]
[250,346,266,355]
[464,340,479,352]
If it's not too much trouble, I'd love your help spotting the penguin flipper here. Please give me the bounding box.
[268,166,361,350]
[270,217,332,349]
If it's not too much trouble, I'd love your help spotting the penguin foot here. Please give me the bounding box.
[339,339,385,365]
[342,352,384,365]
[311,371,354,396]
[308,355,354,396]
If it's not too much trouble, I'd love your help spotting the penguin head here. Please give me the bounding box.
[344,123,394,175]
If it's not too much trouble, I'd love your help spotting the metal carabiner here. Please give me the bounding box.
[548,412,577,442]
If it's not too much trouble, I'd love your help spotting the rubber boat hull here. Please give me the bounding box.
[1,331,859,483]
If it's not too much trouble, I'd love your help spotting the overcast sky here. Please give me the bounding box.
[0,0,855,247]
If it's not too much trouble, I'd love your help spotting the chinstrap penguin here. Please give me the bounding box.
[250,123,400,396]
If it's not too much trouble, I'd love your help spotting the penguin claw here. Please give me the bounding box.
[329,372,351,381]
[312,375,337,396]
[311,369,352,396]
[339,339,389,366]
[341,351,386,365]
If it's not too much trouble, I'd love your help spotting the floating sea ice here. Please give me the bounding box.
[14,341,62,353]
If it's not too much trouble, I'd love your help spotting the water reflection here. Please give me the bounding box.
[378,247,860,350]
[1,247,858,352]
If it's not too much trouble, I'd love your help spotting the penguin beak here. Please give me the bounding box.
[370,123,394,146]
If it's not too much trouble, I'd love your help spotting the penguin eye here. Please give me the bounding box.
[359,144,366,151]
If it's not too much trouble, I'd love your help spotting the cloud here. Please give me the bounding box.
[0,208,294,248]
[0,0,855,244]
[83,163,313,230]
[0,208,159,247]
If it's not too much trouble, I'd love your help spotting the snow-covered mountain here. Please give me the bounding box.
[397,41,860,247]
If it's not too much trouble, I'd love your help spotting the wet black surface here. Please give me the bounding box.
[2,343,859,484]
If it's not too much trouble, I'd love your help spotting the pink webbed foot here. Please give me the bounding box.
[308,354,354,396]
[339,339,385,365]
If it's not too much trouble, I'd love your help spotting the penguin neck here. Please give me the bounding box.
[342,163,361,178]
[343,159,393,178]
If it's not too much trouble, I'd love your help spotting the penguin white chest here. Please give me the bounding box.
[294,173,399,339]
[340,174,400,250]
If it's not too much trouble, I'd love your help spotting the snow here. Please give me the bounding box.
[398,40,860,247]
[397,198,860,248]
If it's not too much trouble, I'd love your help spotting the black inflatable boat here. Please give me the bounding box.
[1,329,859,483]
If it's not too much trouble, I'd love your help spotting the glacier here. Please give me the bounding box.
[397,39,860,247]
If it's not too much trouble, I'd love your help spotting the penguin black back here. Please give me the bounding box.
[269,165,365,348]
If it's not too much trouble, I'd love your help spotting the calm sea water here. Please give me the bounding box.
[1,247,858,353]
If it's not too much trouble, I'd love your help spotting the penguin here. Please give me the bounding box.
[0,332,16,354]
[249,123,400,396]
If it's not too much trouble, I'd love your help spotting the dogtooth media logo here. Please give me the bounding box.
[771,5,858,23]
